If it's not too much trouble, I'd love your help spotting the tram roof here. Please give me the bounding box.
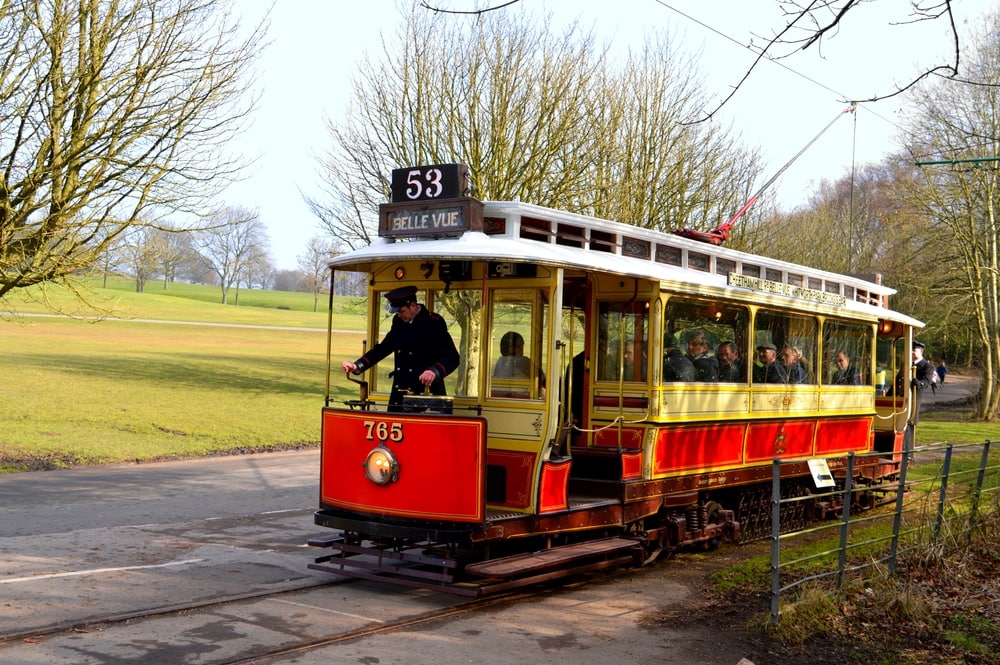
[330,199,923,328]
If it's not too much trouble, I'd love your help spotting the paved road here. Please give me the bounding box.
[0,451,755,664]
[921,370,978,407]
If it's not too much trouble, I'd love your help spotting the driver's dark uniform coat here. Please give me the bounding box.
[351,305,459,396]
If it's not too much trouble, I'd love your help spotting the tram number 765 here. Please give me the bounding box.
[363,420,404,443]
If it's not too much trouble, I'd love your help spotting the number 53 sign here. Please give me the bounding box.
[390,164,469,203]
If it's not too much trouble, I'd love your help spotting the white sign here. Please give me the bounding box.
[808,458,836,488]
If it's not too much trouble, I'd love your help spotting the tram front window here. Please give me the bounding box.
[489,289,548,399]
[372,288,483,399]
[822,320,872,387]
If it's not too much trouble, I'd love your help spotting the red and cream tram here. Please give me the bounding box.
[309,163,922,595]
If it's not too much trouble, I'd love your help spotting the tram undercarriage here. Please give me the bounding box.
[307,461,895,595]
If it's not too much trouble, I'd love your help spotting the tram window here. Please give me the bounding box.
[823,320,872,386]
[753,310,817,385]
[489,289,548,399]
[433,289,483,398]
[597,302,648,382]
[370,288,483,399]
[662,298,749,383]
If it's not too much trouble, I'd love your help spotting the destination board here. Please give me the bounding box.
[378,197,484,239]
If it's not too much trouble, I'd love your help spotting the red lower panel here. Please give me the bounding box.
[622,450,643,479]
[593,426,644,449]
[745,420,816,462]
[320,409,486,522]
[487,450,538,509]
[653,423,746,475]
[815,417,874,455]
[538,458,572,513]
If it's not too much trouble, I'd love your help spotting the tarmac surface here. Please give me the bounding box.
[919,370,978,408]
[0,450,757,664]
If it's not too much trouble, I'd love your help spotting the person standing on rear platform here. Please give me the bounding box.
[341,285,460,407]
[896,340,935,456]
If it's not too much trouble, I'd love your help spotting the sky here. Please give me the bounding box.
[227,0,995,270]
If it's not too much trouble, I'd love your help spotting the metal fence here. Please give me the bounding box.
[769,440,1000,625]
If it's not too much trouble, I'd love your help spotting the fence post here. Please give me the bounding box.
[836,452,855,589]
[967,440,991,547]
[770,457,782,626]
[888,448,911,575]
[932,444,954,545]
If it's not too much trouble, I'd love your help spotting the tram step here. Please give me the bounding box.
[463,537,641,578]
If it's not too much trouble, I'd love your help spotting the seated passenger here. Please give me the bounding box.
[752,343,787,384]
[685,332,718,381]
[664,347,696,382]
[716,341,744,382]
[494,331,531,379]
[780,346,809,384]
[831,351,862,385]
[622,339,648,380]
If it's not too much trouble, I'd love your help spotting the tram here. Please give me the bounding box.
[309,163,922,595]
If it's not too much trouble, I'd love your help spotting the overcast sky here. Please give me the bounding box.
[228,0,994,270]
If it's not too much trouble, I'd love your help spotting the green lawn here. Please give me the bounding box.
[1,279,366,472]
[3,274,366,328]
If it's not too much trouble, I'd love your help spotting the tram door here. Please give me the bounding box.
[874,329,911,454]
[560,277,590,444]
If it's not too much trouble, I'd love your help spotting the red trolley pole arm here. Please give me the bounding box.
[674,102,857,245]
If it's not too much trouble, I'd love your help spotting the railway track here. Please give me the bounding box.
[0,574,534,664]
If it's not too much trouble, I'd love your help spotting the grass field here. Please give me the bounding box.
[0,278,366,472]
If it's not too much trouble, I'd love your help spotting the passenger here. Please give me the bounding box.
[493,331,545,392]
[494,331,531,379]
[685,332,719,381]
[752,343,787,384]
[779,346,809,384]
[830,350,862,385]
[622,338,647,380]
[663,347,696,382]
[341,285,460,409]
[716,341,743,382]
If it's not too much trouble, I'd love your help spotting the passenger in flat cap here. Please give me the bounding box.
[752,342,787,384]
[342,286,460,407]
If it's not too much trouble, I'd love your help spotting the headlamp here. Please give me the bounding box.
[363,446,399,485]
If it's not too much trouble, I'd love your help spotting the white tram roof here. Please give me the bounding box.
[330,200,923,328]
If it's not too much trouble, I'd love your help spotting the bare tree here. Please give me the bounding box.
[271,269,305,292]
[310,6,760,245]
[297,236,339,312]
[421,0,967,115]
[746,161,905,273]
[145,226,197,290]
[892,10,1000,419]
[0,0,263,304]
[120,227,162,293]
[195,207,271,305]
